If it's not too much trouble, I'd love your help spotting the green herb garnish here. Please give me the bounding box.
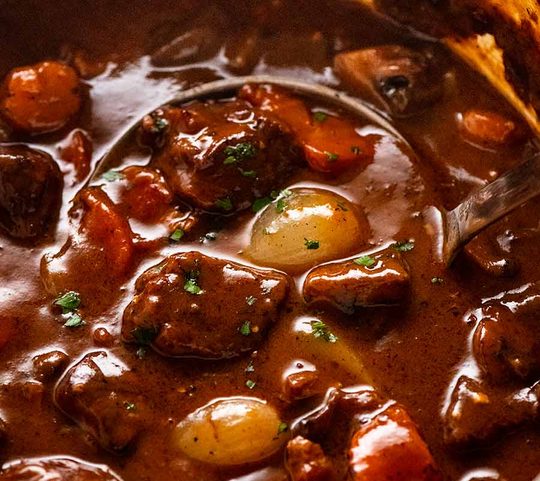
[101,170,125,182]
[184,270,203,295]
[223,142,256,165]
[393,240,415,252]
[239,321,252,336]
[64,313,85,328]
[246,296,257,306]
[277,422,289,434]
[252,196,273,212]
[313,111,328,123]
[246,379,256,389]
[215,197,233,211]
[304,238,320,250]
[325,152,339,162]
[245,361,255,373]
[309,320,338,343]
[54,291,81,313]
[354,255,376,267]
[238,168,257,178]
[124,401,137,411]
[170,229,184,242]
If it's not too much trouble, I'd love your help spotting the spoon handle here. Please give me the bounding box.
[444,153,540,262]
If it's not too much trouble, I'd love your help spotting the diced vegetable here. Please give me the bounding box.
[173,397,286,465]
[246,188,369,273]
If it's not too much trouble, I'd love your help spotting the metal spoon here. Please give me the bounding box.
[91,74,540,266]
[425,152,540,265]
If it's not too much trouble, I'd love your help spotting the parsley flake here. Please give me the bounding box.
[223,142,256,165]
[313,111,328,123]
[238,168,257,178]
[354,255,376,267]
[304,238,320,250]
[246,296,257,306]
[184,270,203,295]
[169,229,184,242]
[215,197,233,211]
[239,321,252,336]
[124,401,137,411]
[101,170,124,182]
[276,198,287,213]
[132,326,158,345]
[252,197,273,212]
[245,361,255,373]
[325,152,339,162]
[245,379,256,389]
[277,422,289,434]
[393,240,415,252]
[54,291,81,313]
[309,320,338,343]
[64,313,85,328]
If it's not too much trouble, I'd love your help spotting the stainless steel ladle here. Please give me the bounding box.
[93,74,540,266]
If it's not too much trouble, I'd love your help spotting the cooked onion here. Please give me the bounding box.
[173,397,286,465]
[245,188,369,273]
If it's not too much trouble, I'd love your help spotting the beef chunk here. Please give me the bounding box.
[334,45,444,117]
[303,249,410,313]
[122,251,289,359]
[472,304,540,383]
[458,109,525,147]
[1,457,122,481]
[0,144,63,239]
[464,231,519,278]
[54,351,149,453]
[286,436,335,481]
[143,99,303,212]
[283,370,319,402]
[443,376,539,446]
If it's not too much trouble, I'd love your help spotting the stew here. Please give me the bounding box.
[0,1,539,480]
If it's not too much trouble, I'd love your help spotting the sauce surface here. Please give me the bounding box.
[0,2,539,481]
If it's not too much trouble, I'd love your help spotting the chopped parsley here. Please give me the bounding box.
[238,168,257,178]
[184,270,203,295]
[252,196,273,213]
[169,229,184,242]
[215,197,233,211]
[223,142,256,165]
[252,189,291,213]
[351,145,362,155]
[304,238,320,250]
[310,320,338,343]
[277,422,289,434]
[393,240,415,252]
[354,255,376,267]
[64,313,85,328]
[431,277,444,285]
[239,321,252,336]
[132,326,158,345]
[246,296,257,306]
[276,197,287,213]
[245,361,255,373]
[245,379,256,389]
[336,201,349,211]
[101,170,124,182]
[312,111,328,123]
[325,151,339,162]
[124,401,137,411]
[54,291,81,313]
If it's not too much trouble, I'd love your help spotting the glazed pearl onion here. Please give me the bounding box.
[173,397,287,465]
[245,188,370,273]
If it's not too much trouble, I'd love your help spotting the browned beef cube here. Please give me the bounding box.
[286,436,335,481]
[143,99,303,212]
[0,144,63,239]
[122,251,289,359]
[303,249,410,313]
[54,351,148,453]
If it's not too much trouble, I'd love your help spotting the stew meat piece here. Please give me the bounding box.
[54,351,149,453]
[286,436,335,481]
[1,457,122,481]
[303,249,410,313]
[122,251,289,358]
[0,144,63,239]
[143,99,303,213]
